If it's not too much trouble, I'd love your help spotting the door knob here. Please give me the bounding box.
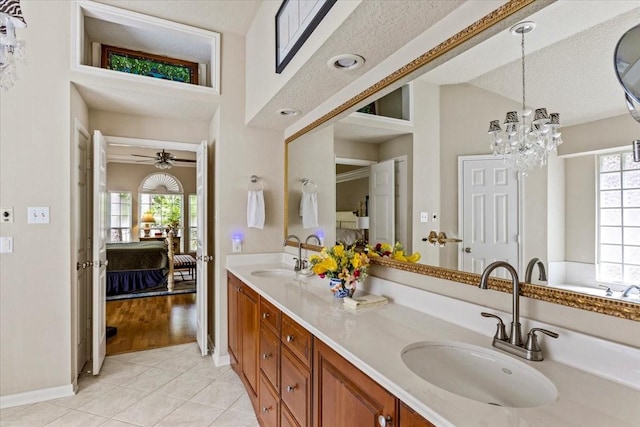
[464,247,472,253]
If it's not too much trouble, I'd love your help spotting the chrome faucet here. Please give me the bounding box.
[621,285,640,298]
[524,257,547,283]
[283,234,303,271]
[479,261,558,361]
[305,234,321,246]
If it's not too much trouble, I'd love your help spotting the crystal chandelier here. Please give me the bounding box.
[0,0,27,91]
[487,21,562,175]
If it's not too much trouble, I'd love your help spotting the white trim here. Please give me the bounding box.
[0,384,76,409]
[335,157,377,166]
[105,136,200,152]
[336,167,369,183]
[212,347,230,367]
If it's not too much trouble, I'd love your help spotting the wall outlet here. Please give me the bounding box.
[420,212,429,223]
[232,238,242,253]
[1,207,13,223]
[0,236,13,253]
[28,207,50,224]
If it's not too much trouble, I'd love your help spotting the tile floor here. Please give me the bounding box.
[0,343,259,427]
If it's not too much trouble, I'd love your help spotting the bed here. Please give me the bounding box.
[106,234,178,296]
[336,211,363,246]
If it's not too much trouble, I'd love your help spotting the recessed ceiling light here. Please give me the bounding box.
[277,108,301,116]
[328,54,365,71]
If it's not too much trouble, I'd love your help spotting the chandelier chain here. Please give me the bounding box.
[521,31,526,112]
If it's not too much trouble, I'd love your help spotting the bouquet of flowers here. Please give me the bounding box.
[309,244,370,289]
[367,241,421,263]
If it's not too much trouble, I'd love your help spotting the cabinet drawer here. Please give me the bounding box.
[281,403,301,427]
[281,347,312,427]
[258,373,279,427]
[259,325,280,391]
[260,298,281,334]
[281,314,312,368]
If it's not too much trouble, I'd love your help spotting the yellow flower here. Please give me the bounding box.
[333,244,345,258]
[393,250,407,262]
[352,255,361,269]
[406,252,421,263]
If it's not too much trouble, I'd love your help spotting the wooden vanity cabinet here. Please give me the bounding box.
[399,402,436,427]
[314,338,396,427]
[227,273,259,409]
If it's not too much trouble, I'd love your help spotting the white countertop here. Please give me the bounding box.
[226,254,640,427]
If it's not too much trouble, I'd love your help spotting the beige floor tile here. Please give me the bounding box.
[119,366,182,392]
[126,347,179,367]
[209,409,259,427]
[0,402,69,427]
[105,352,138,363]
[99,420,138,427]
[183,360,230,380]
[157,350,204,373]
[44,410,109,426]
[153,372,214,400]
[51,378,117,409]
[190,380,246,409]
[0,404,32,419]
[217,369,242,386]
[227,393,254,415]
[97,360,150,385]
[153,401,224,427]
[112,394,185,427]
[77,386,141,418]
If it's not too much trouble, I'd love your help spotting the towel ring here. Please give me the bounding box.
[249,175,264,191]
[302,178,318,194]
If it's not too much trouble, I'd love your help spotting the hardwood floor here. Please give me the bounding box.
[106,293,197,355]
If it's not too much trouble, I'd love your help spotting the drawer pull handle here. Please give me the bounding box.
[262,353,272,360]
[262,312,270,319]
[378,415,393,427]
[262,406,271,413]
[286,385,297,392]
[286,335,295,342]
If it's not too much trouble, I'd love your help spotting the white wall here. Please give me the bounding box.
[0,1,74,397]
[213,32,284,363]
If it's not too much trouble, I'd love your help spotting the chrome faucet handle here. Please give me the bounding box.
[481,312,508,341]
[525,328,559,352]
[598,285,613,296]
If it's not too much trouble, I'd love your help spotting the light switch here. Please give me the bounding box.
[0,237,13,253]
[28,207,50,224]
[420,212,429,223]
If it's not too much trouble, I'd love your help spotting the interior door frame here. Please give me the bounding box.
[457,155,524,273]
[89,135,210,360]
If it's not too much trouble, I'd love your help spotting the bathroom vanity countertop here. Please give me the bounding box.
[226,259,640,427]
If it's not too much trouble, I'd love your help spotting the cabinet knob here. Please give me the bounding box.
[262,353,272,360]
[262,312,270,319]
[262,406,271,413]
[378,415,392,427]
[286,384,297,392]
[286,335,295,342]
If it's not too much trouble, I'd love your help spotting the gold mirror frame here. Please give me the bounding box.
[283,0,640,321]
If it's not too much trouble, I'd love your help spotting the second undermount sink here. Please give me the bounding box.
[401,341,557,408]
[250,268,297,278]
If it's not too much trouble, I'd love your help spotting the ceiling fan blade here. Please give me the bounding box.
[173,158,197,163]
[131,154,157,159]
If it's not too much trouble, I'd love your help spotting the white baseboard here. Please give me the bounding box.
[1,384,75,409]
[212,346,230,366]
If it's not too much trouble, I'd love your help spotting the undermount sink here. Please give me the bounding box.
[250,268,297,278]
[401,341,557,408]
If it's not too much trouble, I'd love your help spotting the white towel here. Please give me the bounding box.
[247,190,265,229]
[299,192,318,229]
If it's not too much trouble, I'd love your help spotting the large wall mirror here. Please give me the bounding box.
[285,0,640,320]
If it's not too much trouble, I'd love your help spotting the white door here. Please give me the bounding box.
[369,159,395,245]
[74,122,91,375]
[459,156,519,276]
[92,130,108,374]
[394,158,409,253]
[196,141,209,356]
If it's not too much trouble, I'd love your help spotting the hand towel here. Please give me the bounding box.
[247,190,265,229]
[299,192,318,229]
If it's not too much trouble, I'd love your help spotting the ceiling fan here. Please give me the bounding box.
[131,149,196,169]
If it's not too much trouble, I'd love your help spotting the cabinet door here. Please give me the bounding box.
[281,404,301,427]
[281,346,312,427]
[314,338,396,427]
[260,298,281,334]
[240,284,259,402]
[227,273,240,371]
[399,402,435,427]
[259,372,280,427]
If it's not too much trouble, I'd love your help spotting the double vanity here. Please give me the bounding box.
[226,253,640,426]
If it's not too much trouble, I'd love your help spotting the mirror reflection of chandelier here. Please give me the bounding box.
[487,21,562,176]
[0,0,27,91]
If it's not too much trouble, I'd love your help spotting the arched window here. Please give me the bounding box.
[138,173,184,241]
